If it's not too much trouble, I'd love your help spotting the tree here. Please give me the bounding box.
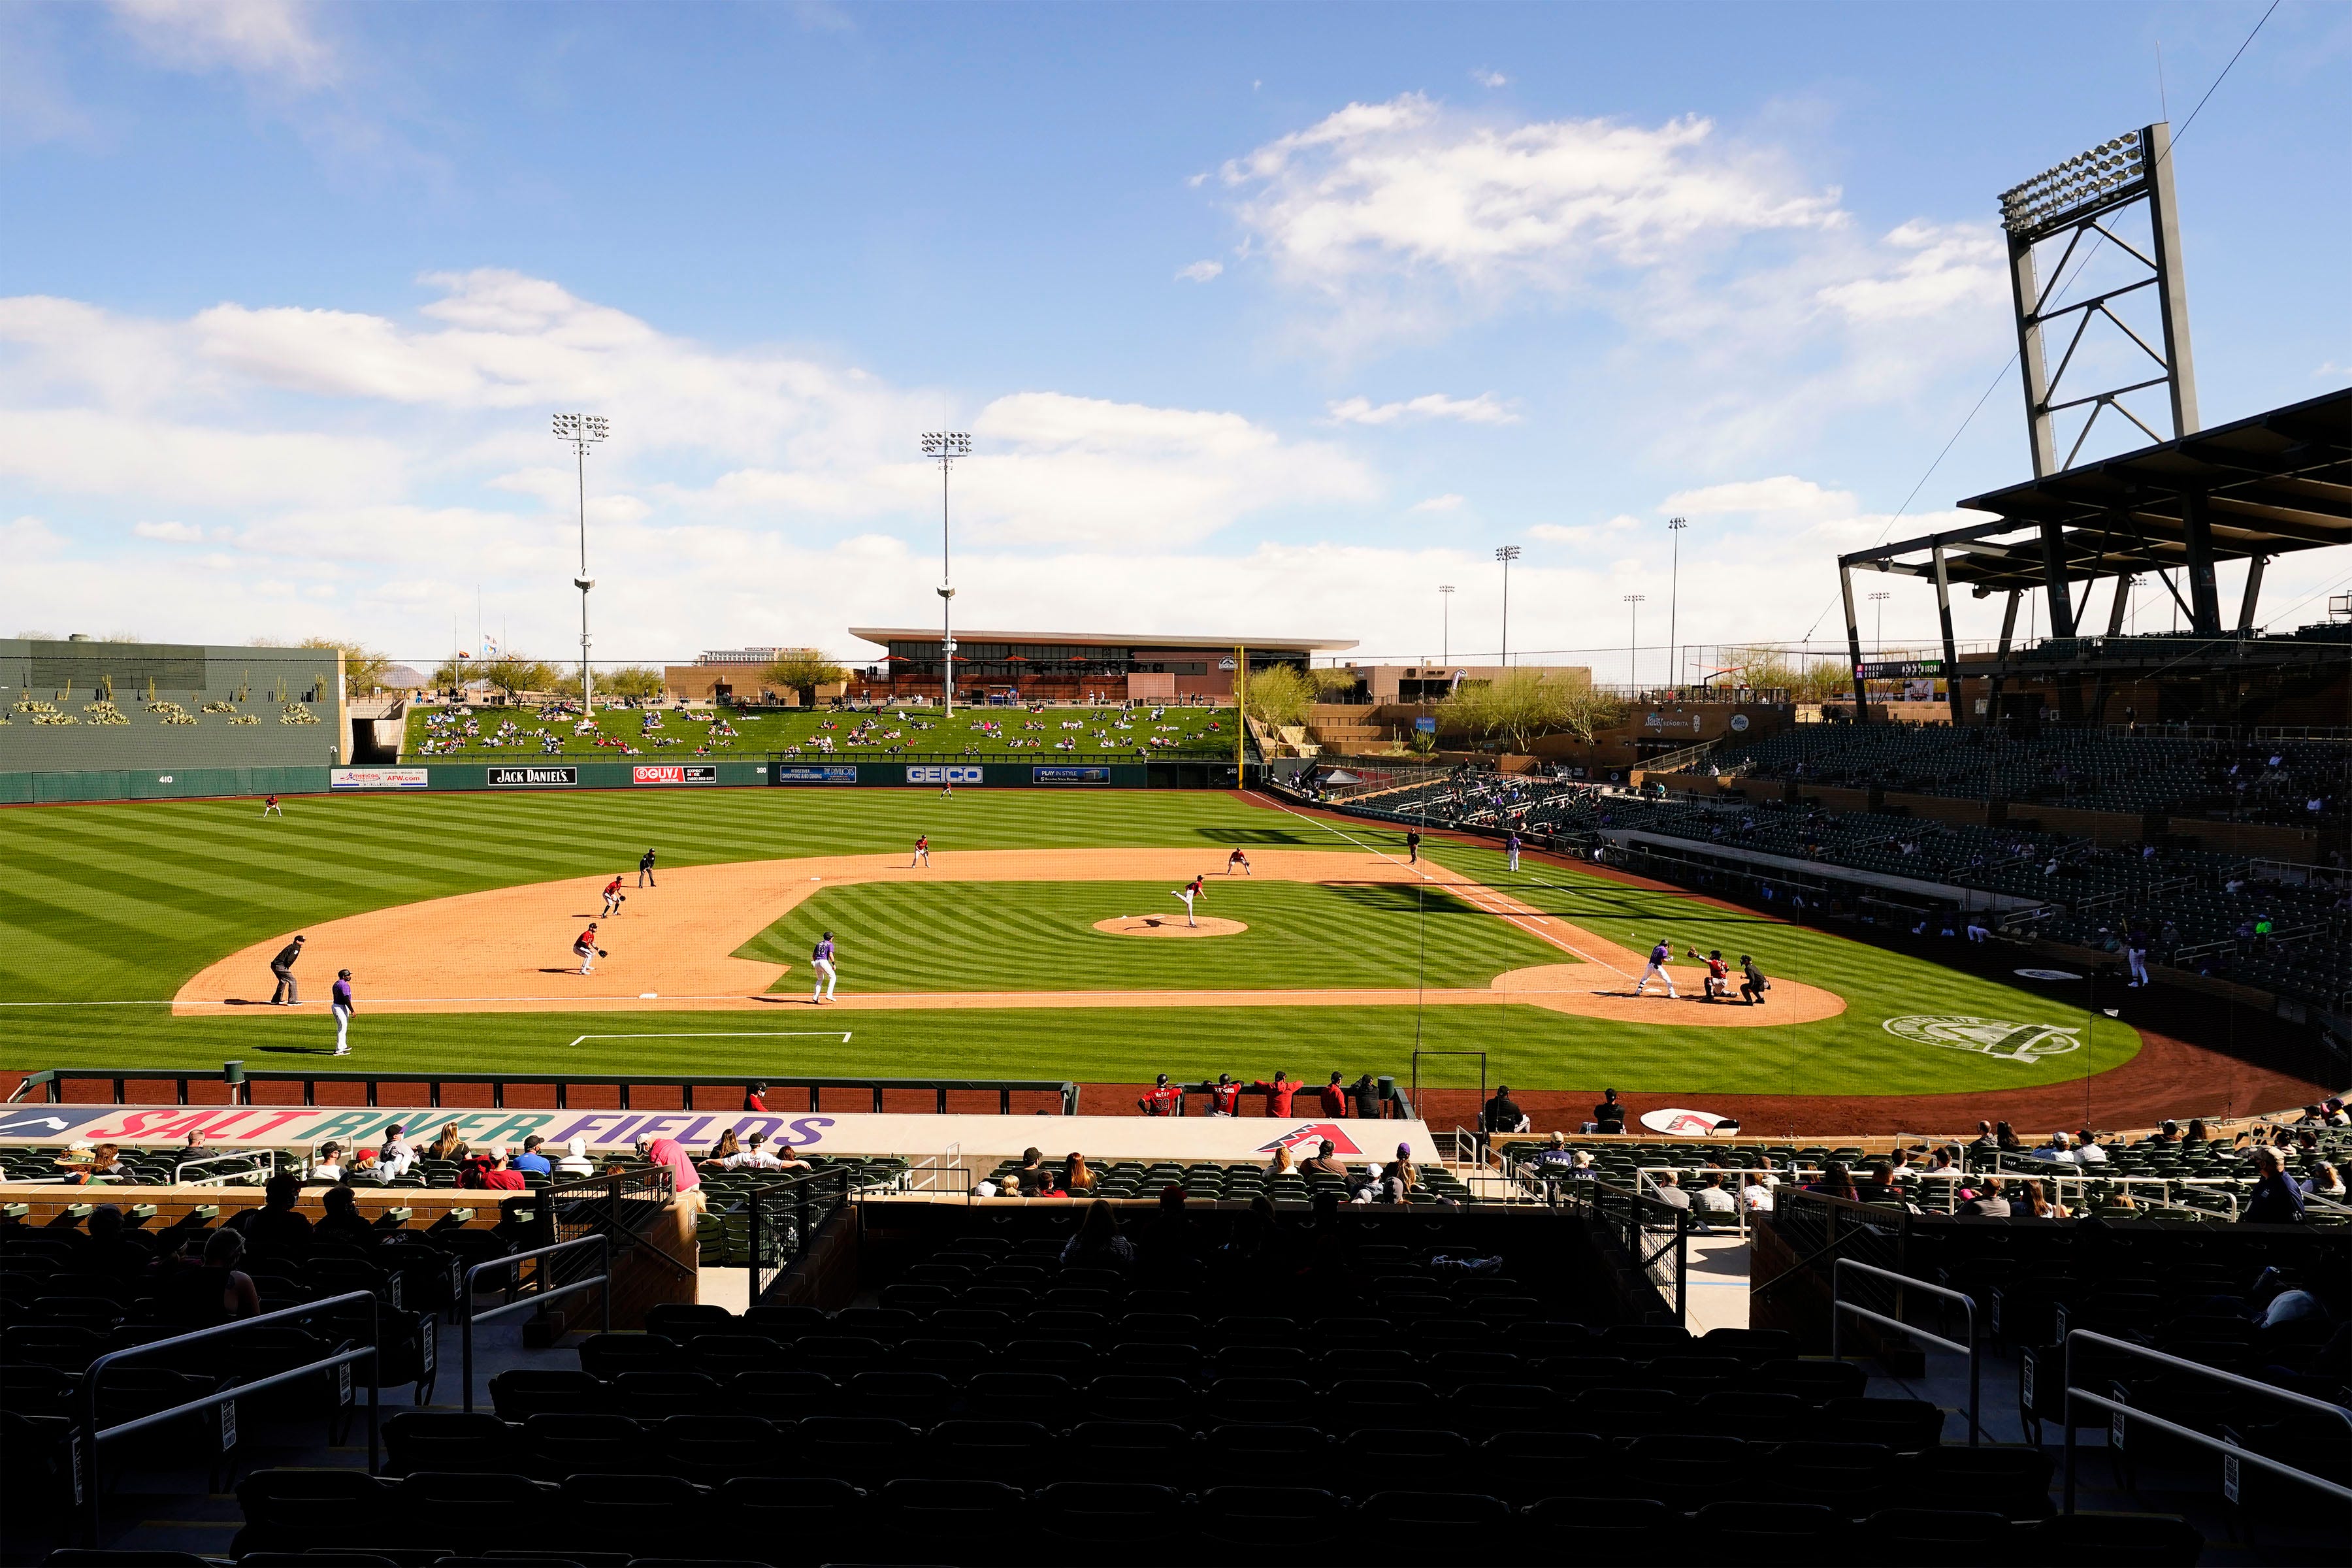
[760,651,851,708]
[1307,667,1360,700]
[1720,645,1849,704]
[603,665,667,701]
[1241,664,1315,730]
[1439,667,1621,753]
[292,636,392,697]
[481,655,559,704]
[430,655,479,693]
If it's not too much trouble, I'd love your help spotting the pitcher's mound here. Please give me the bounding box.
[1094,914,1249,939]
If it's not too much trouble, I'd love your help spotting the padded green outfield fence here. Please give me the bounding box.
[0,766,333,805]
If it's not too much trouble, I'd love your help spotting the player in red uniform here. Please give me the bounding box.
[602,875,625,916]
[574,922,602,975]
[1226,848,1251,875]
[1207,1073,1242,1117]
[1137,1073,1182,1116]
[1252,1071,1298,1118]
[1686,945,1731,1002]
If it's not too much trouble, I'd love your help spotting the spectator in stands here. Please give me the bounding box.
[2147,1120,2181,1147]
[1263,1145,1295,1178]
[1806,1162,1859,1201]
[60,1142,129,1186]
[743,1082,770,1113]
[464,1147,527,1192]
[1694,1171,1738,1213]
[1252,1071,1299,1118]
[1592,1088,1626,1134]
[2244,1147,2306,1225]
[2029,1131,2079,1165]
[2302,1162,2344,1199]
[2016,1178,2068,1219]
[1318,1071,1348,1117]
[1482,1085,1529,1134]
[637,1138,704,1209]
[706,1128,742,1165]
[1064,1152,1097,1192]
[513,1135,553,1177]
[1012,1147,1048,1188]
[1299,1139,1349,1179]
[1740,1170,1778,1211]
[2183,1118,2210,1147]
[1137,1075,1182,1117]
[426,1123,469,1163]
[1062,1199,1135,1267]
[557,1136,596,1176]
[372,1124,416,1181]
[309,1141,351,1182]
[1965,913,1990,943]
[1380,1146,1423,1204]
[720,1132,778,1169]
[1995,1121,2022,1152]
[2074,1130,2109,1164]
[1526,1133,1575,1173]
[233,1173,315,1259]
[316,1184,377,1249]
[2324,1098,2349,1128]
[1968,1120,1999,1153]
[1955,1181,2011,1217]
[161,1227,261,1327]
[1856,1160,1899,1200]
[1650,1170,1691,1209]
[769,1139,812,1173]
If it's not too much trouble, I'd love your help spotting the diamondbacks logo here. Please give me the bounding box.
[1884,1015,2081,1062]
[1258,1122,1364,1157]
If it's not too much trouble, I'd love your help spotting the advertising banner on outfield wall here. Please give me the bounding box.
[905,765,984,785]
[632,764,718,785]
[0,1106,1437,1163]
[1032,766,1111,783]
[331,766,429,790]
[487,765,578,787]
[776,764,858,784]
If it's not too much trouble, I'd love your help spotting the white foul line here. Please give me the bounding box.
[565,1030,853,1047]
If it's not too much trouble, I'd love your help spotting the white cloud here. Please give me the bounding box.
[132,519,204,542]
[1526,522,1582,541]
[1470,69,1508,88]
[1816,221,2004,324]
[1662,476,1855,518]
[0,408,402,508]
[1176,259,1224,282]
[1219,91,1842,299]
[108,0,337,90]
[1326,391,1518,426]
[1411,494,1466,513]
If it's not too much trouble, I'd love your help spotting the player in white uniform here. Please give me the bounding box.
[809,931,839,1002]
[1632,937,1677,997]
[1169,874,1206,928]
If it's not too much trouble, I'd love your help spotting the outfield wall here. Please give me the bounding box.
[0,757,1244,803]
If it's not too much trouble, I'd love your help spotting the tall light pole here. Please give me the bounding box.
[1439,585,1456,664]
[1665,516,1689,693]
[1869,590,1891,651]
[552,413,608,710]
[1494,546,1521,666]
[921,432,971,716]
[1624,594,1646,690]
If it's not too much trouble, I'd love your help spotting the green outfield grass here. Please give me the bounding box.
[405,702,1238,760]
[733,878,1571,994]
[0,786,2141,1101]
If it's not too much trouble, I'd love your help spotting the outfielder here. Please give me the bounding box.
[810,930,840,1003]
[574,922,604,975]
[261,793,284,818]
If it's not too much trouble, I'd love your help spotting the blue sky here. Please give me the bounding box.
[3,0,2347,681]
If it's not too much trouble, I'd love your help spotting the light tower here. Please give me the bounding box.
[552,413,608,710]
[1624,594,1645,690]
[1494,546,1521,666]
[921,432,971,716]
[1439,584,1456,664]
[1869,589,1891,651]
[1665,516,1689,693]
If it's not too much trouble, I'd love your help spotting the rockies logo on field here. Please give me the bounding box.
[1882,1015,2082,1062]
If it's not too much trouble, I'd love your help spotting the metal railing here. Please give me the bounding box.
[2061,1330,2352,1514]
[1832,1258,1980,1446]
[745,1166,857,1302]
[171,1149,276,1187]
[459,1234,611,1413]
[10,1066,1083,1114]
[79,1290,382,1544]
[1567,1178,1690,1326]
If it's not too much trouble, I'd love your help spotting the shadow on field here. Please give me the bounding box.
[1192,827,1320,844]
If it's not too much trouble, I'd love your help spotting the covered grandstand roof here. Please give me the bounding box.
[849,627,1358,651]
[1847,385,2351,595]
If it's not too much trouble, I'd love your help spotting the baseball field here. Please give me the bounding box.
[0,783,2223,1133]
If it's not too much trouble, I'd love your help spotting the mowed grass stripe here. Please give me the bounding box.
[734,880,1568,994]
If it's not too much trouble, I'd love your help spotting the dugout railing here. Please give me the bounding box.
[8,1066,1083,1115]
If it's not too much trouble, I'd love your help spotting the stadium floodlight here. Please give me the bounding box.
[1665,517,1689,693]
[1624,594,1645,691]
[1869,589,1891,651]
[1439,585,1456,664]
[1494,546,1521,667]
[553,413,610,711]
[921,433,972,715]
